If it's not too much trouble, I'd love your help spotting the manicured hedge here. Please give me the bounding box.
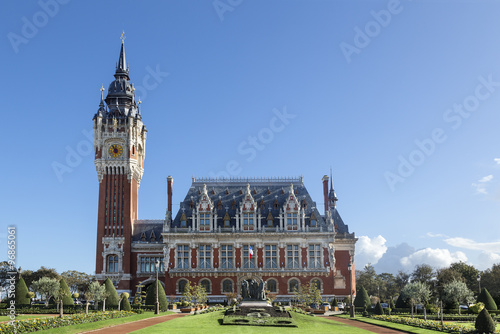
[371,315,476,333]
[0,310,135,333]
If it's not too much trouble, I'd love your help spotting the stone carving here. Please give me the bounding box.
[241,278,266,301]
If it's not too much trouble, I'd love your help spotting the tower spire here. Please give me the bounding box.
[328,167,338,208]
[115,32,129,80]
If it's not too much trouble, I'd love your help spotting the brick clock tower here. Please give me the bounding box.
[93,39,146,290]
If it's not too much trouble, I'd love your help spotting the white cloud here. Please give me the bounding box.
[356,235,387,268]
[445,237,500,253]
[426,232,449,238]
[494,158,500,164]
[472,174,494,194]
[477,251,500,270]
[400,248,467,270]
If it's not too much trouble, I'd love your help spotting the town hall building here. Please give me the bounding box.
[93,40,357,302]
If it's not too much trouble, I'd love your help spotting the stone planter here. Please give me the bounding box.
[313,309,326,314]
[180,307,194,313]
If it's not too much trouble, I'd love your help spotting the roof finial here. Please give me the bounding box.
[120,30,126,43]
[99,84,105,105]
[115,32,129,79]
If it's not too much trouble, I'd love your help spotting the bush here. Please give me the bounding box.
[15,277,31,306]
[59,278,74,306]
[103,278,120,307]
[395,294,409,308]
[374,301,384,315]
[470,302,485,314]
[478,288,498,311]
[121,295,132,311]
[354,287,371,309]
[475,308,496,333]
[145,280,168,311]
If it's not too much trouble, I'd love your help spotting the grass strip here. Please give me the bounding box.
[132,310,374,334]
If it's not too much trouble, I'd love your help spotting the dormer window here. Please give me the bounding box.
[243,213,254,231]
[267,212,274,227]
[274,200,279,209]
[260,200,265,210]
[140,232,146,242]
[287,213,298,230]
[200,213,210,231]
[310,213,317,227]
[223,212,231,228]
[180,213,187,228]
[218,200,223,210]
[150,231,156,242]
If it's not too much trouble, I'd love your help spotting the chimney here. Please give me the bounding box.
[322,175,329,213]
[167,176,173,213]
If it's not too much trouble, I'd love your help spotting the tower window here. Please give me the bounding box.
[221,245,233,269]
[107,255,119,273]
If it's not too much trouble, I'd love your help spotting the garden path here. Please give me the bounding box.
[321,316,408,334]
[81,313,187,334]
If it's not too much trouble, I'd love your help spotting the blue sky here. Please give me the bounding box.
[2,0,500,276]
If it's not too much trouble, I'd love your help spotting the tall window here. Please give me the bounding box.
[308,244,322,269]
[221,245,233,269]
[200,213,210,231]
[222,279,233,293]
[287,213,298,230]
[139,256,164,273]
[107,255,118,272]
[289,279,299,293]
[243,245,256,269]
[311,278,322,291]
[178,279,188,294]
[223,213,231,228]
[287,245,300,268]
[265,245,278,269]
[243,213,254,230]
[200,279,211,293]
[267,279,277,293]
[199,245,211,269]
[180,213,187,228]
[177,245,190,269]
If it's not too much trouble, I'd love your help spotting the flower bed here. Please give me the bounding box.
[371,315,479,333]
[0,311,135,334]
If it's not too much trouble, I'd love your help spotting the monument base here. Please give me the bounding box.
[239,300,272,308]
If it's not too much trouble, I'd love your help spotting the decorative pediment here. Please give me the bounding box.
[240,183,256,212]
[197,184,213,212]
[284,184,299,212]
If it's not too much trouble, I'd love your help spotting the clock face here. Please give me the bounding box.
[108,144,123,158]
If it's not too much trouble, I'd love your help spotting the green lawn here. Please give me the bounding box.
[346,316,447,334]
[35,311,173,334]
[131,311,373,334]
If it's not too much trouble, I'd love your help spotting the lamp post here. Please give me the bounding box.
[348,262,355,318]
[477,274,481,295]
[155,260,160,315]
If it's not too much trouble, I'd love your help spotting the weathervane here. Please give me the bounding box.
[120,30,126,42]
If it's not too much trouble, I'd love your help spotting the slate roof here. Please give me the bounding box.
[132,219,164,242]
[169,177,350,234]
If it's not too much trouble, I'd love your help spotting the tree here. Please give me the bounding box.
[145,281,168,311]
[356,264,377,296]
[54,285,70,318]
[475,308,496,334]
[378,272,397,301]
[181,281,194,305]
[374,300,384,315]
[477,288,498,311]
[84,281,106,314]
[0,261,18,292]
[120,292,131,311]
[401,281,431,319]
[31,277,59,307]
[192,284,208,306]
[354,286,371,309]
[442,280,474,315]
[61,270,94,294]
[395,294,410,308]
[103,278,119,308]
[410,264,435,285]
[448,262,479,293]
[15,276,31,306]
[24,267,60,288]
[59,279,74,306]
[481,265,500,301]
[394,271,410,292]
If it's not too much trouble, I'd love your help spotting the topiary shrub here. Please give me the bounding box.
[354,286,371,309]
[120,292,131,311]
[470,302,485,314]
[59,279,74,306]
[103,278,120,307]
[15,277,31,306]
[475,308,496,333]
[478,288,498,311]
[374,301,384,315]
[395,294,409,308]
[145,280,168,311]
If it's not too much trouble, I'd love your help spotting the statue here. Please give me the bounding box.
[241,280,249,299]
[241,278,266,301]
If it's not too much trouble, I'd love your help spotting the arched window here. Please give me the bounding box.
[200,279,211,293]
[178,279,188,294]
[222,279,233,293]
[107,255,118,272]
[311,278,322,291]
[267,279,277,293]
[288,279,299,293]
